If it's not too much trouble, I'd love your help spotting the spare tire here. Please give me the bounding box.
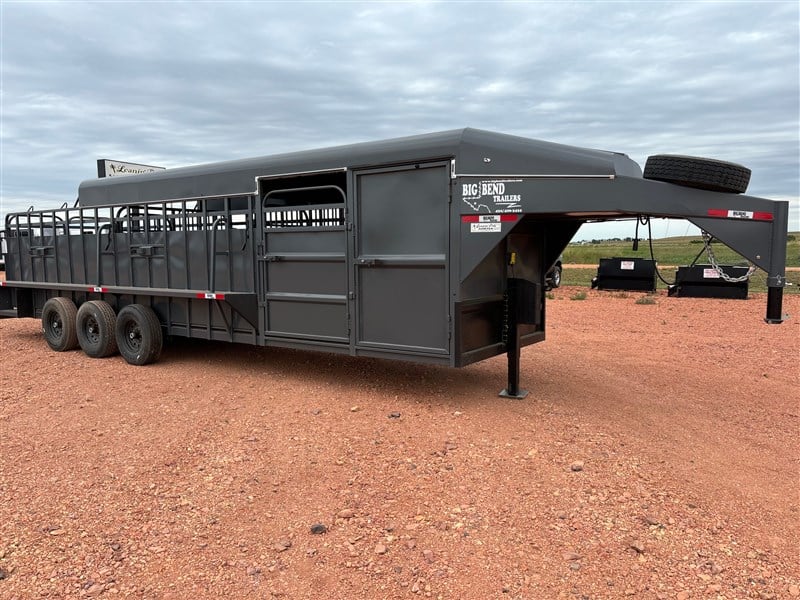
[643,155,751,194]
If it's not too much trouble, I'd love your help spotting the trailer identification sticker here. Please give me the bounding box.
[471,222,502,233]
[462,214,514,232]
[703,268,721,279]
[620,260,635,270]
[471,215,502,232]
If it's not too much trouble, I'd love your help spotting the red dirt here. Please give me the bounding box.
[0,288,798,599]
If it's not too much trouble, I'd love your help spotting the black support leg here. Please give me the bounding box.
[499,282,528,399]
[765,286,785,324]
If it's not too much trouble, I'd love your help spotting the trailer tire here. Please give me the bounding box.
[41,297,79,352]
[550,265,562,289]
[76,300,118,358]
[115,304,163,366]
[643,155,751,194]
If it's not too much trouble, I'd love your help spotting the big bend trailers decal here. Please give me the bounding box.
[462,179,524,213]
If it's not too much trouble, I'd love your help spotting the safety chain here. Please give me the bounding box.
[701,231,756,282]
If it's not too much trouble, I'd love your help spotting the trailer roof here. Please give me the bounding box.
[78,128,641,206]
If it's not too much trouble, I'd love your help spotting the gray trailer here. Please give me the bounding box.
[0,129,789,397]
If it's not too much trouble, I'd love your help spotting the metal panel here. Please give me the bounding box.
[354,163,450,354]
[267,261,346,295]
[359,167,447,256]
[258,194,349,345]
[266,299,347,341]
[358,266,447,351]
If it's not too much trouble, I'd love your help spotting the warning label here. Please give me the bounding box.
[620,260,635,271]
[703,268,721,279]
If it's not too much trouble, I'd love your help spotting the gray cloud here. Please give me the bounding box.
[2,1,798,235]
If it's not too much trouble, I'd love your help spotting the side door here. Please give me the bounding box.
[351,162,450,356]
[257,180,350,346]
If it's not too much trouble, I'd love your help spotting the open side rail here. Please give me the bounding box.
[1,195,260,337]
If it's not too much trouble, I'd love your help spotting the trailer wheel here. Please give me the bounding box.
[550,265,562,289]
[76,300,118,358]
[643,155,751,194]
[41,297,79,352]
[115,304,163,366]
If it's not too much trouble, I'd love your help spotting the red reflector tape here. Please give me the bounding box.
[89,286,107,293]
[461,214,520,223]
[197,292,225,300]
[707,209,773,221]
[0,281,5,287]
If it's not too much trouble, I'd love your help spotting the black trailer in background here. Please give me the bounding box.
[0,129,789,397]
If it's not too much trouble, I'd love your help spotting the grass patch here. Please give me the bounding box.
[545,292,555,300]
[570,291,587,301]
[635,296,657,305]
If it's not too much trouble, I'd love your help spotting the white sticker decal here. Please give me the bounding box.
[703,268,721,279]
[620,260,635,270]
[471,222,502,233]
[462,179,524,213]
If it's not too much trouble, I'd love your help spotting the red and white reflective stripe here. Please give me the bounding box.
[89,286,108,293]
[707,209,773,221]
[197,292,225,300]
[0,281,5,287]
[461,214,520,223]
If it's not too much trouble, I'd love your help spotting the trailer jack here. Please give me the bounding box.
[499,318,528,399]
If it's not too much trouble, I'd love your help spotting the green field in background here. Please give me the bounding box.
[563,233,799,267]
[561,267,799,295]
[561,233,799,294]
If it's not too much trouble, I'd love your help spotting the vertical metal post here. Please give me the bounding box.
[765,200,788,324]
[765,287,784,324]
[499,279,529,399]
[210,216,226,293]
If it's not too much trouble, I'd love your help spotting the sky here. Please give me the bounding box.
[1,1,798,242]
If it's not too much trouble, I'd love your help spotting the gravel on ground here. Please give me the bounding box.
[0,288,797,599]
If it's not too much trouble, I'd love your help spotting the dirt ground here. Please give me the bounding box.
[0,287,797,599]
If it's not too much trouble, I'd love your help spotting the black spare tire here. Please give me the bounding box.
[643,155,751,194]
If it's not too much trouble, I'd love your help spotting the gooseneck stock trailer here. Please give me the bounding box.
[0,129,789,397]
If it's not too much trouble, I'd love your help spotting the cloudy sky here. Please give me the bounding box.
[1,1,798,240]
